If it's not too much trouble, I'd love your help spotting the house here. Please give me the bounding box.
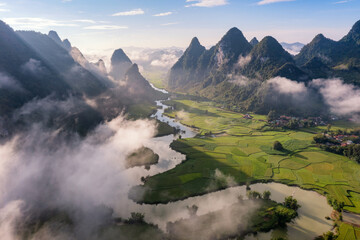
[243,114,253,119]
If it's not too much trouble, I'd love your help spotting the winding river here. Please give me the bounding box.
[117,84,333,240]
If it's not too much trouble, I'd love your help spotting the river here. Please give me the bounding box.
[118,84,333,239]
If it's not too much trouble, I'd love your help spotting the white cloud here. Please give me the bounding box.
[73,19,96,24]
[312,78,360,116]
[0,72,23,91]
[237,55,252,68]
[0,2,9,12]
[334,0,352,3]
[3,17,78,29]
[185,0,228,7]
[153,12,173,17]
[112,8,144,16]
[162,22,179,26]
[268,77,307,94]
[62,0,72,2]
[257,0,295,5]
[84,25,128,30]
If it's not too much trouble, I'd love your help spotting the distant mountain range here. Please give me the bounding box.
[0,21,165,137]
[167,20,360,115]
[280,42,305,55]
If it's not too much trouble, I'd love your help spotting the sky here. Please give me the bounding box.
[0,0,360,55]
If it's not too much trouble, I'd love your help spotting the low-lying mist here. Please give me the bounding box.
[0,115,156,239]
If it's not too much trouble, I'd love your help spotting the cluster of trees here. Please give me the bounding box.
[246,190,272,200]
[314,134,360,163]
[273,141,284,151]
[327,196,345,212]
[126,212,145,224]
[284,196,301,211]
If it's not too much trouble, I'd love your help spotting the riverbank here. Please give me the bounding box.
[126,91,360,239]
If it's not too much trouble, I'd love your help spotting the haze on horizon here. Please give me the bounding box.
[0,0,360,58]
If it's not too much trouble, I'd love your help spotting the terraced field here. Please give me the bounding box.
[338,223,360,240]
[134,100,360,216]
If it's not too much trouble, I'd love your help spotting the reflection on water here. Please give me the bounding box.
[118,85,333,240]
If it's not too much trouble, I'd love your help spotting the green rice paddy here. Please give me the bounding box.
[134,100,360,216]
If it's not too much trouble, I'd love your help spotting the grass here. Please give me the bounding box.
[129,99,360,240]
[338,223,360,240]
[155,120,176,137]
[127,103,157,119]
[142,71,167,89]
[133,99,360,211]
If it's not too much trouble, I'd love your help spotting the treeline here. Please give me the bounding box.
[314,134,360,163]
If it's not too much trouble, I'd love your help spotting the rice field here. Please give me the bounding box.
[135,100,360,216]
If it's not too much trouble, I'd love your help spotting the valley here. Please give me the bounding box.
[132,94,360,239]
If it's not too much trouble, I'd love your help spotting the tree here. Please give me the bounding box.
[263,190,271,200]
[274,207,297,225]
[267,110,277,121]
[327,124,332,132]
[284,196,300,211]
[187,204,199,216]
[322,231,336,240]
[327,196,344,212]
[273,141,284,151]
[128,212,145,224]
[247,190,261,200]
[287,119,300,129]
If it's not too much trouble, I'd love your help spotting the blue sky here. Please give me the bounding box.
[0,0,360,54]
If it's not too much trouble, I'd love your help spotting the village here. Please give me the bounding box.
[243,113,328,129]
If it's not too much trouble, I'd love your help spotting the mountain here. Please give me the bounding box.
[95,59,107,74]
[168,37,206,89]
[0,21,70,115]
[295,34,337,66]
[0,21,167,138]
[109,48,132,80]
[295,20,360,85]
[48,30,72,51]
[70,47,113,87]
[17,30,107,96]
[250,37,259,46]
[280,42,305,55]
[124,64,163,100]
[169,27,253,90]
[240,36,303,80]
[341,19,360,45]
[209,27,252,69]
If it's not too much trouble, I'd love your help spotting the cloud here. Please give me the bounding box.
[21,58,44,74]
[3,18,78,30]
[237,55,252,68]
[150,53,180,68]
[0,72,23,91]
[311,78,360,116]
[0,114,157,238]
[334,0,352,3]
[185,0,229,7]
[112,8,144,16]
[268,77,307,94]
[257,0,295,5]
[0,3,9,12]
[122,47,183,71]
[161,22,179,26]
[84,25,128,30]
[73,19,96,24]
[228,74,254,87]
[0,200,25,240]
[153,12,173,17]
